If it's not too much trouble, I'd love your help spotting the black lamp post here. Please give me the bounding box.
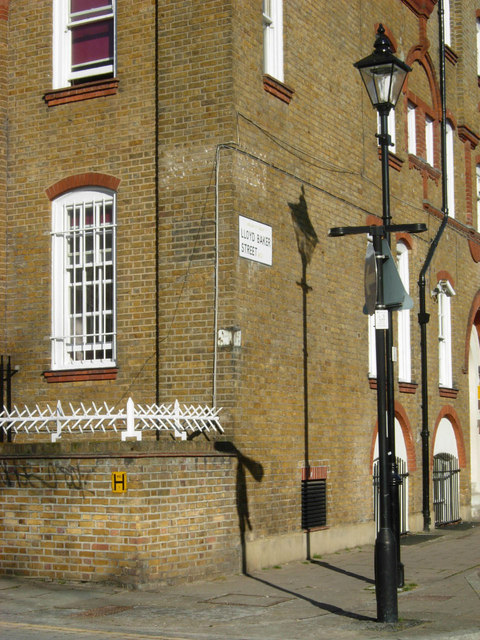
[354,25,411,623]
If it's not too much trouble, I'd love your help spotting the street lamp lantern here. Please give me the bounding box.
[354,24,411,110]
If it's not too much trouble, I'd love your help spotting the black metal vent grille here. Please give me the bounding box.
[301,478,327,530]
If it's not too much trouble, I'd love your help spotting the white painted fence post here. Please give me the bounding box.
[51,400,63,443]
[121,397,142,441]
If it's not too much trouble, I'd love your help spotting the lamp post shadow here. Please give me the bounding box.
[288,186,319,560]
[214,441,264,574]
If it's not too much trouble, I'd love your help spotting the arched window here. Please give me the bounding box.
[51,188,116,370]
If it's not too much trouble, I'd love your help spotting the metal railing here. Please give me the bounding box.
[0,397,223,442]
[433,453,460,526]
[373,456,409,534]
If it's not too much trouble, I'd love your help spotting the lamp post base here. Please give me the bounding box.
[375,526,398,622]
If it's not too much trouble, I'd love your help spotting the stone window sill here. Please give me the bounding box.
[378,148,404,171]
[370,378,418,394]
[263,75,294,104]
[445,45,458,66]
[399,381,418,394]
[439,386,459,399]
[408,154,441,183]
[43,368,118,383]
[43,78,119,107]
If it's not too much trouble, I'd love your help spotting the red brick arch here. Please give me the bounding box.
[369,401,417,472]
[463,290,480,373]
[436,270,455,289]
[46,173,120,201]
[431,405,467,469]
[0,0,8,21]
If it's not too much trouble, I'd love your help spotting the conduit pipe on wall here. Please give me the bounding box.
[213,144,236,407]
[418,0,449,531]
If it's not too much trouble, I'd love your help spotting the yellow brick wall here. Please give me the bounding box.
[0,446,238,585]
[1,0,479,585]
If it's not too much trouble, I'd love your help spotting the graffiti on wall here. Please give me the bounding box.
[0,460,94,495]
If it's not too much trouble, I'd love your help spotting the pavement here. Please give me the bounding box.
[0,523,479,640]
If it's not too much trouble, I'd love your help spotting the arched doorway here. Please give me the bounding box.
[373,418,409,534]
[433,417,460,526]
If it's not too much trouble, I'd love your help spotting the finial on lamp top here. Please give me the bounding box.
[373,24,393,56]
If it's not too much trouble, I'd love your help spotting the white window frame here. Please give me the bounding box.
[444,0,451,48]
[263,0,283,82]
[397,242,411,382]
[53,0,116,89]
[425,115,434,166]
[437,280,455,388]
[477,18,480,77]
[407,101,416,155]
[446,121,455,218]
[51,188,116,370]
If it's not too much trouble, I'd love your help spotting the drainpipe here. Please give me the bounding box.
[418,0,449,530]
[155,0,161,436]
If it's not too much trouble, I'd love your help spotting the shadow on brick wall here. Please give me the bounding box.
[214,440,264,573]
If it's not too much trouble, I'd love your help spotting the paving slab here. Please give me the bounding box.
[0,523,478,639]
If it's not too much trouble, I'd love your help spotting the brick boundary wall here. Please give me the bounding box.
[0,450,239,586]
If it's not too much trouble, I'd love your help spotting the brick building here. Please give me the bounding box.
[0,0,479,586]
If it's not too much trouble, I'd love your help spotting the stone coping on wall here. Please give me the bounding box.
[0,437,235,459]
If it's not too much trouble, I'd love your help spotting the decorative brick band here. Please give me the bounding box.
[263,75,294,104]
[458,124,480,149]
[43,368,118,383]
[408,154,441,183]
[46,173,120,200]
[301,465,327,481]
[424,202,480,259]
[401,0,436,18]
[43,78,119,107]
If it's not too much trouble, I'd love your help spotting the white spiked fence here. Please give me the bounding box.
[0,398,223,443]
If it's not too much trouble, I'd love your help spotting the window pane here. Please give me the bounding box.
[71,20,113,69]
[426,116,434,165]
[71,0,112,18]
